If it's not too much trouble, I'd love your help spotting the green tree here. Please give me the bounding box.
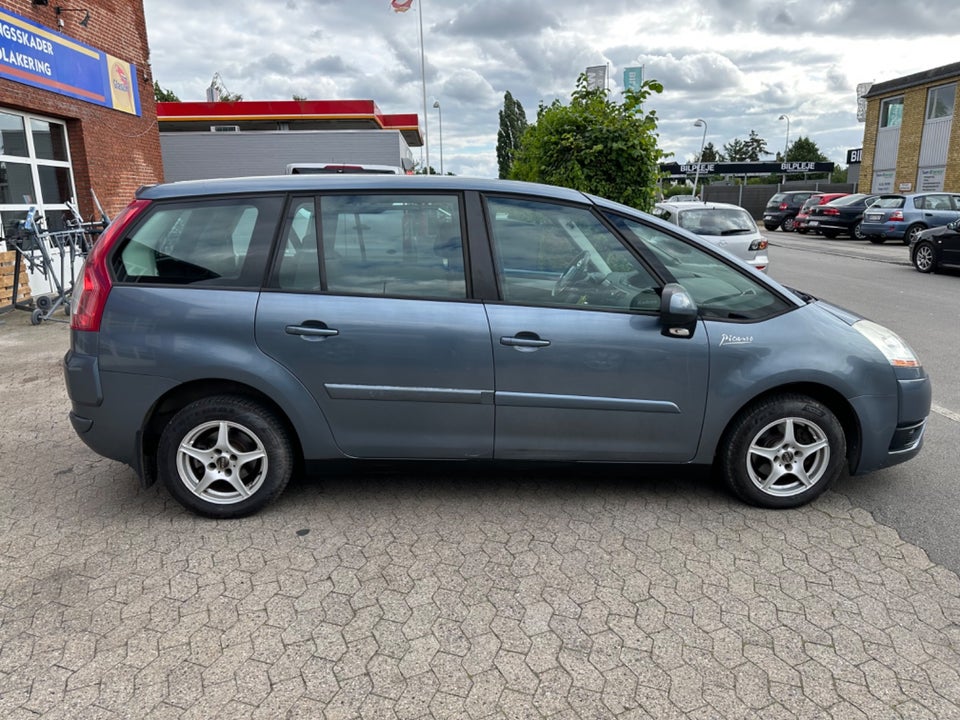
[509,74,666,211]
[153,81,180,102]
[785,136,828,162]
[699,141,724,162]
[496,91,529,179]
[723,130,770,161]
[831,165,848,183]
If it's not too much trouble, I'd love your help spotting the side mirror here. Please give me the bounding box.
[660,283,698,338]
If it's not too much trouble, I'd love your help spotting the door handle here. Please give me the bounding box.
[286,322,339,338]
[500,333,550,348]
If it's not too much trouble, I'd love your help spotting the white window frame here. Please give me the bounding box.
[879,96,904,129]
[926,83,956,121]
[0,107,76,241]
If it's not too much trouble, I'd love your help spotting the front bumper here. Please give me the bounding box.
[850,372,931,474]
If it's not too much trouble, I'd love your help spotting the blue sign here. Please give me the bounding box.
[0,8,141,116]
[623,66,643,91]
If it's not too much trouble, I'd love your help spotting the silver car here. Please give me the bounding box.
[654,201,769,272]
[64,176,930,518]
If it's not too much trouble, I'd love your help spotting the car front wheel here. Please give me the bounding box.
[158,395,294,518]
[912,241,937,273]
[719,394,846,508]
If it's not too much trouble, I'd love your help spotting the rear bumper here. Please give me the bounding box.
[861,222,905,238]
[63,349,177,471]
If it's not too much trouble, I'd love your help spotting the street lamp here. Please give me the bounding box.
[778,114,790,159]
[433,99,443,176]
[692,118,707,200]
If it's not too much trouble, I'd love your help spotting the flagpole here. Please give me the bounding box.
[418,0,430,174]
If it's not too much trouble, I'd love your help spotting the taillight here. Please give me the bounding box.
[889,211,904,222]
[779,202,788,210]
[71,199,151,332]
[822,207,839,216]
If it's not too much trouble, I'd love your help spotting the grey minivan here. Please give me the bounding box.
[64,176,931,518]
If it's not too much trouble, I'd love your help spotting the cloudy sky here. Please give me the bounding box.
[142,0,960,178]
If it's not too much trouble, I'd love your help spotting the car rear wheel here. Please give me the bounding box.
[158,395,294,518]
[912,241,937,273]
[905,224,925,245]
[719,394,846,508]
[853,222,866,240]
[781,216,796,232]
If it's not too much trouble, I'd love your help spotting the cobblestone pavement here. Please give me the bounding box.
[2,311,960,719]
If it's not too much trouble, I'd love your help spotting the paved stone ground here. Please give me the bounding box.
[1,310,959,719]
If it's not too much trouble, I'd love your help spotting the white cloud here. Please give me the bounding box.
[144,0,960,177]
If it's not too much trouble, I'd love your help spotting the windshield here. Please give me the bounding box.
[677,207,757,235]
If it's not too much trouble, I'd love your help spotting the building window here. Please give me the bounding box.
[879,97,904,128]
[926,83,956,121]
[0,108,76,241]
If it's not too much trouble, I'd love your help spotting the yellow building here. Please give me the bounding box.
[861,61,959,194]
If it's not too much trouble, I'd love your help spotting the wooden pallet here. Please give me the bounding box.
[0,250,32,306]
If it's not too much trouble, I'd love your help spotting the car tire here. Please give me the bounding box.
[912,241,937,273]
[821,231,839,239]
[719,394,846,509]
[158,395,294,518]
[905,224,925,245]
[853,222,866,240]
[781,216,796,232]
[763,223,778,231]
[867,236,886,245]
[797,228,807,235]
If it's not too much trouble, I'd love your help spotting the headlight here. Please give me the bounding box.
[853,319,920,368]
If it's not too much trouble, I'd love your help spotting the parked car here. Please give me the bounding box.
[654,200,769,272]
[762,190,818,232]
[794,193,848,234]
[910,219,960,273]
[63,176,930,518]
[861,192,960,244]
[806,193,880,240]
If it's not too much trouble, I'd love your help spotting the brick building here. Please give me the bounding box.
[0,0,161,242]
[860,62,960,194]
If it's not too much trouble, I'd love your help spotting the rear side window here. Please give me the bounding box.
[113,196,283,287]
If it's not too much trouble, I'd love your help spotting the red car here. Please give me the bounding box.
[794,193,848,234]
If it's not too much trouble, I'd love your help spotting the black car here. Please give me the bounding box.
[763,190,818,232]
[910,220,960,273]
[806,193,879,240]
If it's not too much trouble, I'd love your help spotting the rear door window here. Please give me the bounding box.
[271,193,468,299]
[113,196,283,287]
